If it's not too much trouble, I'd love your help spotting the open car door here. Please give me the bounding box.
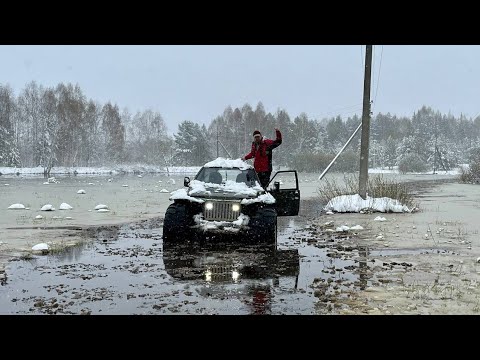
[267,170,300,216]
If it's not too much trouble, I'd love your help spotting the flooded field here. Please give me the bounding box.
[3,171,475,315]
[0,197,427,315]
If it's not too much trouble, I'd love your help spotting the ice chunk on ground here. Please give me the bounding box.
[350,225,364,230]
[159,189,169,193]
[8,203,26,210]
[40,204,55,211]
[77,189,86,194]
[32,243,49,251]
[59,203,73,210]
[97,209,110,213]
[94,204,109,210]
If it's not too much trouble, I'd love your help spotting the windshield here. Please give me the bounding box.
[195,167,259,187]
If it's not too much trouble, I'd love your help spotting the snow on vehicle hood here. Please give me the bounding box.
[188,179,263,197]
[203,157,252,170]
[169,188,205,203]
[169,179,275,204]
[241,193,276,205]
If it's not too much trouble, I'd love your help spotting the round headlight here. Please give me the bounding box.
[205,202,213,210]
[232,203,240,212]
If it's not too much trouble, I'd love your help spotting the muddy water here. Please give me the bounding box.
[0,172,459,314]
[0,199,390,315]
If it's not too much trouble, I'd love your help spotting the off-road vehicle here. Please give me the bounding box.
[163,158,300,244]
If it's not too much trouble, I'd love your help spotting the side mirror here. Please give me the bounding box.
[184,177,190,187]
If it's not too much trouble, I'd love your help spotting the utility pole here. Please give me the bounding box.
[359,45,373,200]
[433,116,437,174]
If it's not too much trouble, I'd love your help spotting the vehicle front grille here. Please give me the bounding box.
[205,264,236,282]
[203,201,240,221]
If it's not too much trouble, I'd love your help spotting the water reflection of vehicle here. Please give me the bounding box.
[163,242,299,282]
[162,242,300,314]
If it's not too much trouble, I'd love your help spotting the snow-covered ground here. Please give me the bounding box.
[0,165,201,176]
[0,164,465,177]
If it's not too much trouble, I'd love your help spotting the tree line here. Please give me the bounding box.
[1,81,480,174]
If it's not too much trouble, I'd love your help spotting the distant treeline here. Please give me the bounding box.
[1,81,480,174]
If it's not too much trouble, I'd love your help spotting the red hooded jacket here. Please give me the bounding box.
[244,129,282,173]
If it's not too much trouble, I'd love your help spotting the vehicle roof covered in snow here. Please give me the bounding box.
[203,158,252,170]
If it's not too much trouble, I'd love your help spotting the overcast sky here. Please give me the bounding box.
[1,45,479,134]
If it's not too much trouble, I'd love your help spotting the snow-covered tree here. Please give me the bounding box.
[38,88,58,176]
[101,103,125,164]
[0,85,21,167]
[175,120,212,166]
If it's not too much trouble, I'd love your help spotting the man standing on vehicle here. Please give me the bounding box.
[241,128,282,189]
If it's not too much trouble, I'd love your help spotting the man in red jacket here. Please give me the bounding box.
[241,128,282,189]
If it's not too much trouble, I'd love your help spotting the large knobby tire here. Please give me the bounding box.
[250,208,277,245]
[163,203,191,244]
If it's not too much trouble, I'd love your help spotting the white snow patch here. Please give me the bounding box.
[193,213,249,232]
[350,225,364,230]
[35,215,43,219]
[8,203,26,210]
[40,204,55,211]
[59,203,73,210]
[77,189,86,194]
[122,184,129,187]
[97,209,110,213]
[32,243,49,251]
[88,182,94,185]
[167,178,176,185]
[169,188,205,203]
[4,184,9,186]
[159,189,169,193]
[43,182,49,185]
[137,175,143,178]
[203,157,252,170]
[324,194,411,213]
[374,216,387,221]
[94,204,109,210]
[187,179,264,198]
[336,225,350,232]
[241,193,276,205]
[65,216,73,220]
[325,210,334,215]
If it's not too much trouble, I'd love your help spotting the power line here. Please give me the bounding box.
[372,45,384,112]
[315,103,363,119]
[471,111,480,120]
[372,46,375,104]
[360,45,364,69]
